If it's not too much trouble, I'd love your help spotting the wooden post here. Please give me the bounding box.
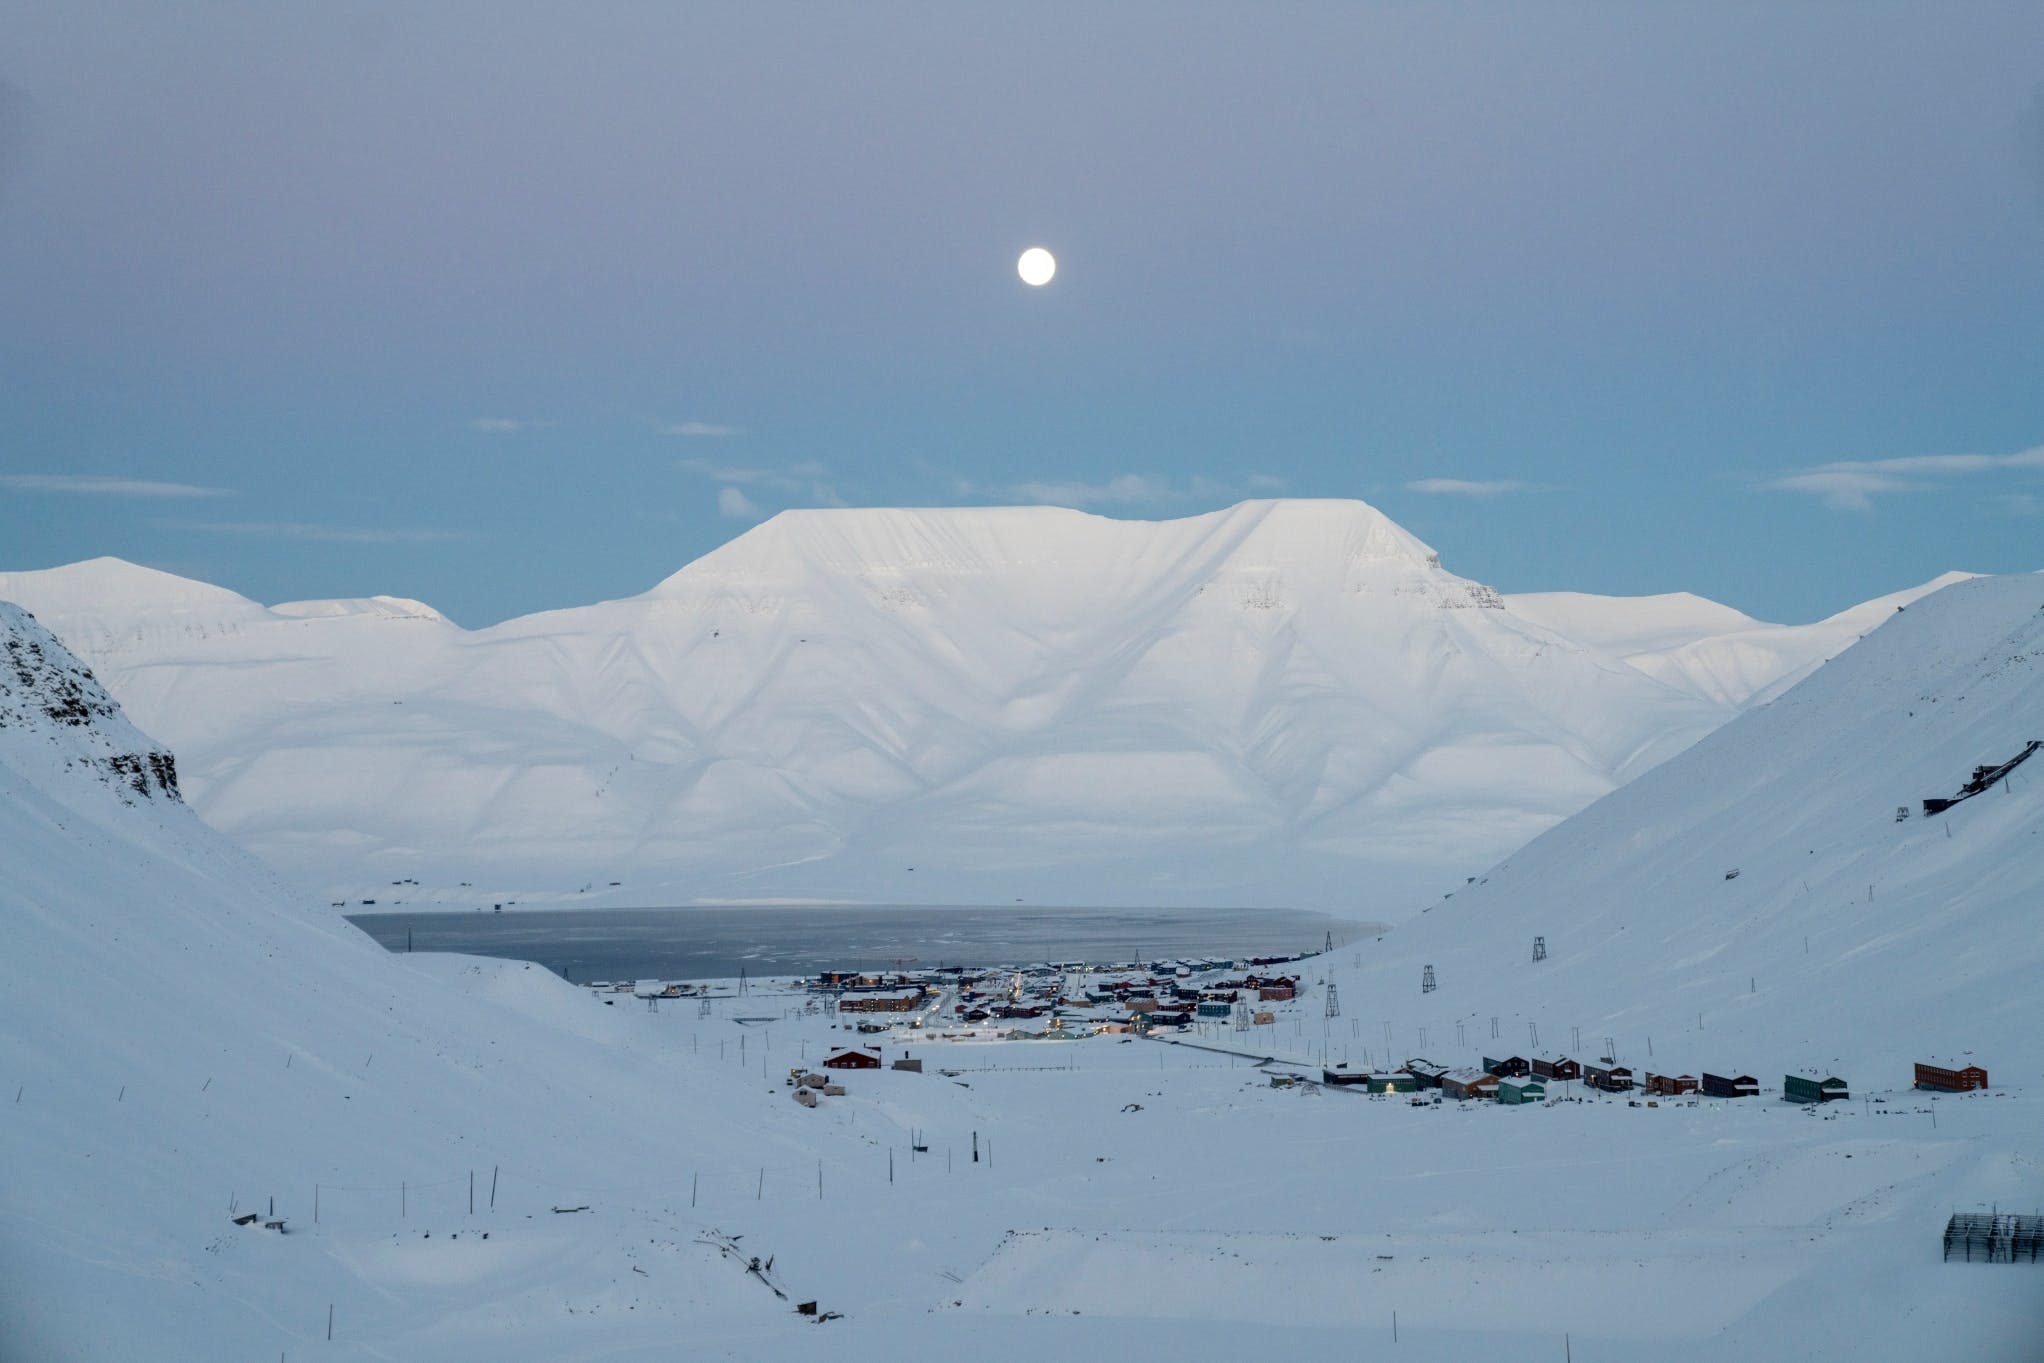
[469,1171,474,1215]
[490,1166,498,1209]
[326,1304,333,1341]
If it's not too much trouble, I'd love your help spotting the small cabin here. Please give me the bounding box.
[1531,1055,1580,1082]
[1914,1061,1988,1092]
[1644,1072,1699,1096]
[1497,1076,1546,1105]
[1482,1055,1531,1078]
[1701,1072,1759,1099]
[1783,1074,1849,1104]
[1251,1010,1276,1026]
[1582,1062,1635,1093]
[891,1057,923,1073]
[822,1048,882,1070]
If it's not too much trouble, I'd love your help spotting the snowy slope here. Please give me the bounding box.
[2,500,1931,917]
[0,603,801,1358]
[1507,572,1974,708]
[1316,571,2044,1083]
[5,599,2042,1361]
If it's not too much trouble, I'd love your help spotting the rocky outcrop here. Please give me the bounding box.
[0,603,182,802]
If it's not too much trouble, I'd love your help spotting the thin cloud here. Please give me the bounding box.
[469,417,549,434]
[679,457,794,489]
[1404,477,1530,497]
[680,456,838,512]
[1762,470,1917,513]
[1764,443,2044,511]
[1003,472,1298,510]
[1010,474,1182,507]
[2,473,229,498]
[174,520,470,544]
[666,421,740,438]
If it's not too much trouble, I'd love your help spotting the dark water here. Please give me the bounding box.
[345,904,1364,983]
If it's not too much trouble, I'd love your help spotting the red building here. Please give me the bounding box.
[822,1048,882,1070]
[1914,1061,1988,1092]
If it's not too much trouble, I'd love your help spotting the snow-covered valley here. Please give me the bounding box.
[0,500,1968,915]
[2,565,2041,1359]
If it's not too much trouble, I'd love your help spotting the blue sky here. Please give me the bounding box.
[4,2,2043,626]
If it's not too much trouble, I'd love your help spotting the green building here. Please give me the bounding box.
[1498,1077,1547,1105]
[1783,1074,1849,1103]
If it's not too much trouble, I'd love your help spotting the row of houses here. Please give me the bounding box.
[1326,1054,1990,1105]
[838,987,931,1014]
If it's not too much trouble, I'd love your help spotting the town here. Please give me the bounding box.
[577,960,1992,1113]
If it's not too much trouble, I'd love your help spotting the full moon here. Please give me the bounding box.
[1017,246,1056,286]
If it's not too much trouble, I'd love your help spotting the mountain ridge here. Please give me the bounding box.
[0,500,1979,913]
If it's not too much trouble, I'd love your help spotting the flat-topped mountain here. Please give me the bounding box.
[0,500,1965,912]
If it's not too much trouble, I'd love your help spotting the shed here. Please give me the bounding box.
[1482,1055,1530,1078]
[1322,1067,1371,1087]
[1531,1055,1580,1082]
[892,1057,923,1073]
[1369,1072,1419,1094]
[1701,1072,1758,1099]
[1914,1061,1988,1092]
[1644,1072,1698,1096]
[1251,1010,1276,1026]
[1783,1074,1848,1104]
[1497,1076,1546,1105]
[792,1087,818,1107]
[823,1048,882,1070]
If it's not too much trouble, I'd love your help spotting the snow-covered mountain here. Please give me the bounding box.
[1319,570,2044,1081]
[5,586,2042,1360]
[0,500,1963,914]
